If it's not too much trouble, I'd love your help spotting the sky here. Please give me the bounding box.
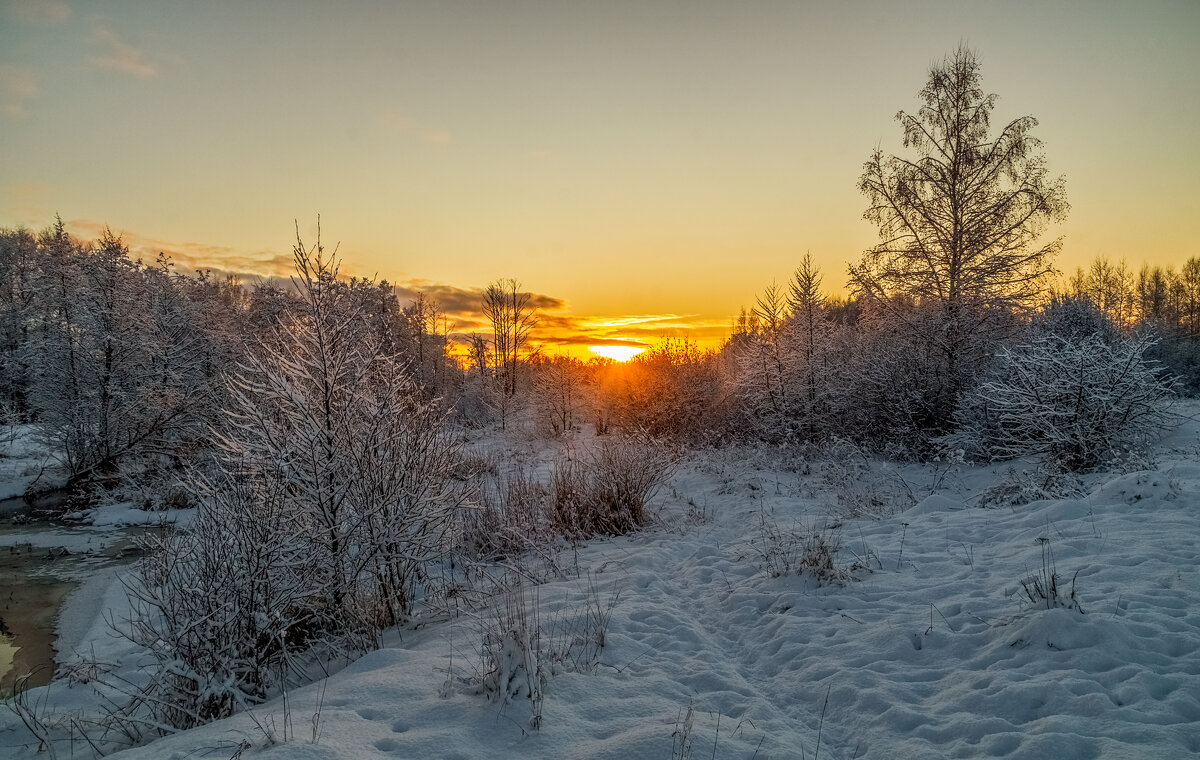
[2,0,1198,356]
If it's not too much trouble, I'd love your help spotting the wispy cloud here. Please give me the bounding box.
[532,312,727,351]
[390,281,565,330]
[56,221,724,353]
[7,0,71,25]
[580,314,691,329]
[90,23,158,79]
[0,65,38,117]
[66,220,294,277]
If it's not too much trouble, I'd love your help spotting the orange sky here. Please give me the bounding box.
[2,1,1198,359]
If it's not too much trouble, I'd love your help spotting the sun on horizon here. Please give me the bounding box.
[588,345,645,362]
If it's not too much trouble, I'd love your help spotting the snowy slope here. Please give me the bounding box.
[3,410,1198,759]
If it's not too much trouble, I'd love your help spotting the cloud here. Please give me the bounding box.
[0,65,38,117]
[536,333,648,348]
[579,314,691,329]
[7,0,71,25]
[65,220,294,278]
[54,220,726,353]
[90,24,158,79]
[525,312,727,352]
[3,180,53,220]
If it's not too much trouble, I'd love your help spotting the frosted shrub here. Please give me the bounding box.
[822,439,915,518]
[975,467,1084,508]
[120,226,464,733]
[552,438,675,538]
[606,339,727,443]
[125,463,316,729]
[458,466,556,565]
[480,577,545,727]
[959,332,1174,471]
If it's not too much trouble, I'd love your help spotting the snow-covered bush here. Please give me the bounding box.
[124,463,315,729]
[458,466,557,566]
[1031,293,1121,344]
[551,438,675,538]
[958,332,1174,471]
[606,339,728,443]
[122,227,464,731]
[464,573,616,731]
[479,576,546,728]
[822,438,916,518]
[974,466,1084,509]
[530,354,586,436]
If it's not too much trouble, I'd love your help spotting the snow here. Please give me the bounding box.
[0,424,54,501]
[64,501,195,529]
[2,408,1198,759]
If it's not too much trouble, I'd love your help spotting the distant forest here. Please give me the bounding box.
[0,214,1192,495]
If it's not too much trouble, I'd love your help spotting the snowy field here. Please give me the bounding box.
[2,407,1198,759]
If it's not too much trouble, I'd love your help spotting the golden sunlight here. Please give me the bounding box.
[588,345,644,362]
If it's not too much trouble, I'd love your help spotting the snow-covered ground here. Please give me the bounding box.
[2,407,1198,759]
[0,425,56,504]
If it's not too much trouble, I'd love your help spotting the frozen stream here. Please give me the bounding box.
[0,518,155,697]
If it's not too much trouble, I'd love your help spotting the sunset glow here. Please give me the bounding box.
[1,2,1197,348]
[588,345,645,363]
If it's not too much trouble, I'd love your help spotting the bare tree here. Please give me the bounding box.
[465,332,491,382]
[481,278,537,428]
[532,354,584,436]
[400,290,446,392]
[0,226,40,417]
[851,45,1068,427]
[1075,256,1135,327]
[30,227,209,485]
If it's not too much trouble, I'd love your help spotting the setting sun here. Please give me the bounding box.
[588,345,644,362]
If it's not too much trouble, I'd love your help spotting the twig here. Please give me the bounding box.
[815,684,831,760]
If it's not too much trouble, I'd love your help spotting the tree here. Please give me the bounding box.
[786,252,832,438]
[0,226,40,417]
[29,227,210,484]
[531,354,584,436]
[745,281,790,423]
[218,223,461,627]
[851,46,1068,428]
[399,290,447,393]
[1069,256,1134,327]
[481,278,537,428]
